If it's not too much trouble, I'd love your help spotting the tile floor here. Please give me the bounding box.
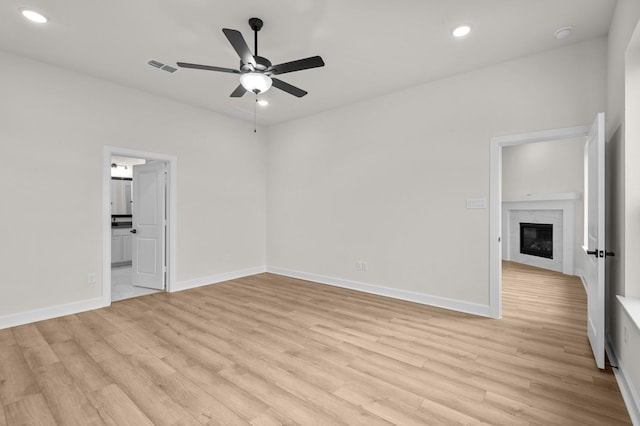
[111,265,160,301]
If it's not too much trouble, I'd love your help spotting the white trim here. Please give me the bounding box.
[489,136,502,318]
[172,266,267,292]
[576,268,587,291]
[503,192,581,202]
[0,297,109,330]
[606,339,640,426]
[490,125,591,320]
[491,126,590,146]
[103,146,178,302]
[618,295,640,334]
[267,266,492,318]
[0,265,267,329]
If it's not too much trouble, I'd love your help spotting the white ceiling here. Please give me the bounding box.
[1,0,616,126]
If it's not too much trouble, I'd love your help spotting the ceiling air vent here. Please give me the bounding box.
[147,60,177,73]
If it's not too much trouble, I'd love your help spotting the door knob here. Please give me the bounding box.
[587,249,615,258]
[130,229,137,234]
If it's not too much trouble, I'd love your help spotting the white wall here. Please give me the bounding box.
[267,38,606,313]
[502,138,585,273]
[607,0,640,420]
[625,34,640,301]
[607,0,640,139]
[502,138,585,198]
[0,50,267,318]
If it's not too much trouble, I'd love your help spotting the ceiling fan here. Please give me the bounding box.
[177,18,325,98]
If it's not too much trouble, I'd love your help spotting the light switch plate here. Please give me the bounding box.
[466,198,487,209]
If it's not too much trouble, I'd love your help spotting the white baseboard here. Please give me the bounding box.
[266,266,492,318]
[0,266,268,330]
[576,268,587,292]
[0,265,489,329]
[172,265,267,292]
[607,339,640,426]
[0,297,110,330]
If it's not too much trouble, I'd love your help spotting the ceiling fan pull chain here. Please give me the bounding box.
[254,93,257,133]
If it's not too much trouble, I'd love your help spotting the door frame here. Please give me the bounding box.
[102,146,178,302]
[489,124,590,319]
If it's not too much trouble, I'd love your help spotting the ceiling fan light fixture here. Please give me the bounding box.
[240,72,272,94]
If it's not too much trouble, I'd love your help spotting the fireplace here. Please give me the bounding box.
[520,222,553,259]
[503,194,576,274]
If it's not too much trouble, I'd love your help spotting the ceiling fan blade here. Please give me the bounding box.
[270,56,325,76]
[272,78,308,97]
[177,62,240,74]
[222,28,256,67]
[230,84,247,98]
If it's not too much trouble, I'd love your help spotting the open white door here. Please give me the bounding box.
[131,162,166,290]
[583,112,606,369]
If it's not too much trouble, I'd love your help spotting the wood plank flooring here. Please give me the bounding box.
[0,262,632,425]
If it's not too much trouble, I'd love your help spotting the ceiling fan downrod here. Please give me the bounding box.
[249,17,263,58]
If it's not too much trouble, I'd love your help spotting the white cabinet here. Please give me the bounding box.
[112,228,133,265]
[112,235,123,263]
[122,234,132,262]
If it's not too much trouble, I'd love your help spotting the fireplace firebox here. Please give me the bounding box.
[520,222,553,259]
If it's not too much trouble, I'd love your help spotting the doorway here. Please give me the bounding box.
[490,115,607,369]
[489,124,592,318]
[110,155,159,301]
[102,146,178,303]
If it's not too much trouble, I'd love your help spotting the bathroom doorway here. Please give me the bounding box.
[103,147,177,303]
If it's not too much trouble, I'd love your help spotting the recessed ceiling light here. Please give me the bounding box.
[452,25,471,38]
[21,9,48,24]
[553,27,573,40]
[257,99,269,107]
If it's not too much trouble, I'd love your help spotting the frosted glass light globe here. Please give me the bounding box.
[240,73,272,94]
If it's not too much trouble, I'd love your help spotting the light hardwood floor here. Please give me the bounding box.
[0,262,631,425]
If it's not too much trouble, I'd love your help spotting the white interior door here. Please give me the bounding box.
[583,112,605,369]
[132,162,166,290]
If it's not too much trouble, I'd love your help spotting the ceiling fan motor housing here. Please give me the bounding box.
[241,56,271,73]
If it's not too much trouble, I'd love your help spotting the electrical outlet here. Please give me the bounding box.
[88,273,96,284]
[356,260,368,271]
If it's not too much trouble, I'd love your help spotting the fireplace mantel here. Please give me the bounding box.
[502,192,580,275]
[503,192,580,203]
